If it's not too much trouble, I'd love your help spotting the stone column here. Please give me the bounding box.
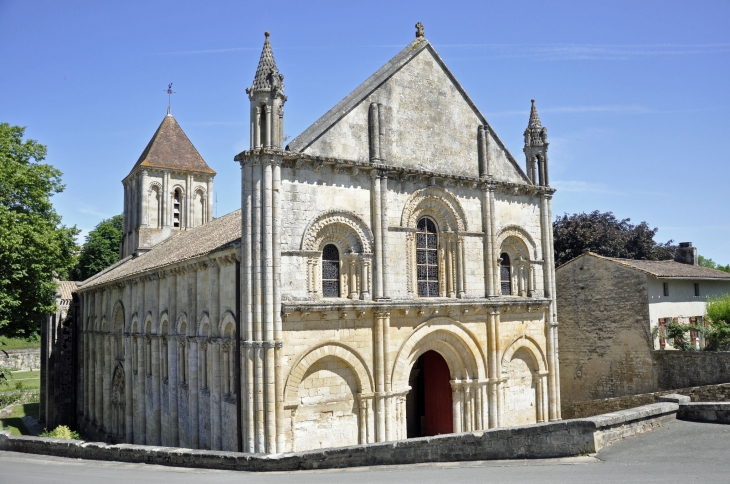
[151,335,161,445]
[360,256,371,300]
[123,334,133,443]
[451,381,462,433]
[358,398,367,444]
[456,236,465,298]
[140,170,149,227]
[382,312,391,441]
[210,340,221,450]
[188,337,199,448]
[371,171,382,299]
[263,160,276,454]
[206,177,214,223]
[162,170,169,228]
[95,332,103,428]
[265,105,272,149]
[349,258,358,299]
[169,275,179,446]
[136,335,146,444]
[380,170,389,298]
[373,312,385,442]
[487,307,500,428]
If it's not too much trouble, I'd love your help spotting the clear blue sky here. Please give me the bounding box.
[1,0,728,262]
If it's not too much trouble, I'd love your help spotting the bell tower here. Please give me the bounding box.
[121,113,216,258]
[523,99,549,186]
[246,32,287,150]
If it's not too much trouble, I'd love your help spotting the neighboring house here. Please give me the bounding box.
[556,243,730,412]
[46,26,562,454]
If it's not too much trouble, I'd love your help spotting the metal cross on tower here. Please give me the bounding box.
[165,83,176,115]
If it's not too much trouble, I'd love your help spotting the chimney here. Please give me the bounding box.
[674,242,698,265]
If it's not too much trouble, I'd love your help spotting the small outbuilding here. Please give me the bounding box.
[556,243,730,416]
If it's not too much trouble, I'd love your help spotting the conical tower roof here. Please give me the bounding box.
[251,32,282,93]
[128,114,215,176]
[527,99,542,129]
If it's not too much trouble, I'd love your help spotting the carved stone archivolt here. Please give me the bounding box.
[400,186,467,232]
[301,210,374,253]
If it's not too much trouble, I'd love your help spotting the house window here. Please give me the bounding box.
[500,253,512,296]
[694,283,700,297]
[416,217,439,297]
[322,244,340,298]
[663,282,669,297]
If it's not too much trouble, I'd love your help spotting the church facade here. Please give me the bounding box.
[69,26,561,454]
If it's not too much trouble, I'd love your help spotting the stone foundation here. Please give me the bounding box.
[0,349,40,371]
[0,402,676,472]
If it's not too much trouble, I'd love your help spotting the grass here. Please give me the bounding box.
[5,370,41,391]
[0,402,38,435]
[0,336,40,350]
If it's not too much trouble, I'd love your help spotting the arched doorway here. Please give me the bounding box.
[406,350,453,437]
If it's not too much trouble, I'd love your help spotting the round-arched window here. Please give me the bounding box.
[500,253,512,296]
[416,218,439,297]
[322,244,340,297]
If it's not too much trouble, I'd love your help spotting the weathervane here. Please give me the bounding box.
[165,83,176,115]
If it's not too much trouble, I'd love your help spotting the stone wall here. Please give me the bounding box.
[0,402,677,472]
[0,348,40,371]
[563,383,730,419]
[653,351,730,390]
[557,254,655,407]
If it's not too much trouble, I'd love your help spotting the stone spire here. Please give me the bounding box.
[249,31,284,95]
[527,99,542,129]
[523,99,549,186]
[247,31,287,150]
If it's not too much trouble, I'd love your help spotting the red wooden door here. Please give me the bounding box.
[423,350,453,436]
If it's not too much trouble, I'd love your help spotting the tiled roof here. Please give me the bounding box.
[591,252,730,279]
[78,210,241,289]
[128,114,215,177]
[56,281,79,301]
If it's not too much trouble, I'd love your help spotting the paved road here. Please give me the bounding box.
[2,420,729,483]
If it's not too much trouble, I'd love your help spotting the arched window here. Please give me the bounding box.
[322,244,340,298]
[173,188,182,228]
[149,186,161,228]
[417,218,439,297]
[194,190,205,227]
[500,253,512,296]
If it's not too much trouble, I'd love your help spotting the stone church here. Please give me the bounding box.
[59,25,561,454]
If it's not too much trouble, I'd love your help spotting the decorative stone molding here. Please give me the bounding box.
[400,186,467,232]
[300,210,374,253]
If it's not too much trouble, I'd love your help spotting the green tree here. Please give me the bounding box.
[70,214,123,281]
[698,255,730,274]
[0,123,79,338]
[553,210,676,267]
[705,294,730,351]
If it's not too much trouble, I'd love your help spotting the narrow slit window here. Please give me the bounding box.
[694,283,700,297]
[173,189,181,228]
[500,253,512,296]
[663,282,669,297]
[322,244,340,298]
[416,218,439,297]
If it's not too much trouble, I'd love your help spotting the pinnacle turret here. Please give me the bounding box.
[523,99,549,186]
[527,99,542,129]
[248,32,284,95]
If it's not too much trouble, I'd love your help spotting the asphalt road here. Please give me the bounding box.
[1,419,729,483]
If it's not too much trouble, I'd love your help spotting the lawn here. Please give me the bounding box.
[0,336,40,350]
[0,402,38,435]
[8,369,41,391]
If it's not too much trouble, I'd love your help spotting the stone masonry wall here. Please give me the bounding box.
[653,351,730,390]
[557,255,655,407]
[564,382,730,419]
[0,348,40,371]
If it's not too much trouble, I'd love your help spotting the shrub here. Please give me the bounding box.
[705,294,730,351]
[39,425,80,440]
